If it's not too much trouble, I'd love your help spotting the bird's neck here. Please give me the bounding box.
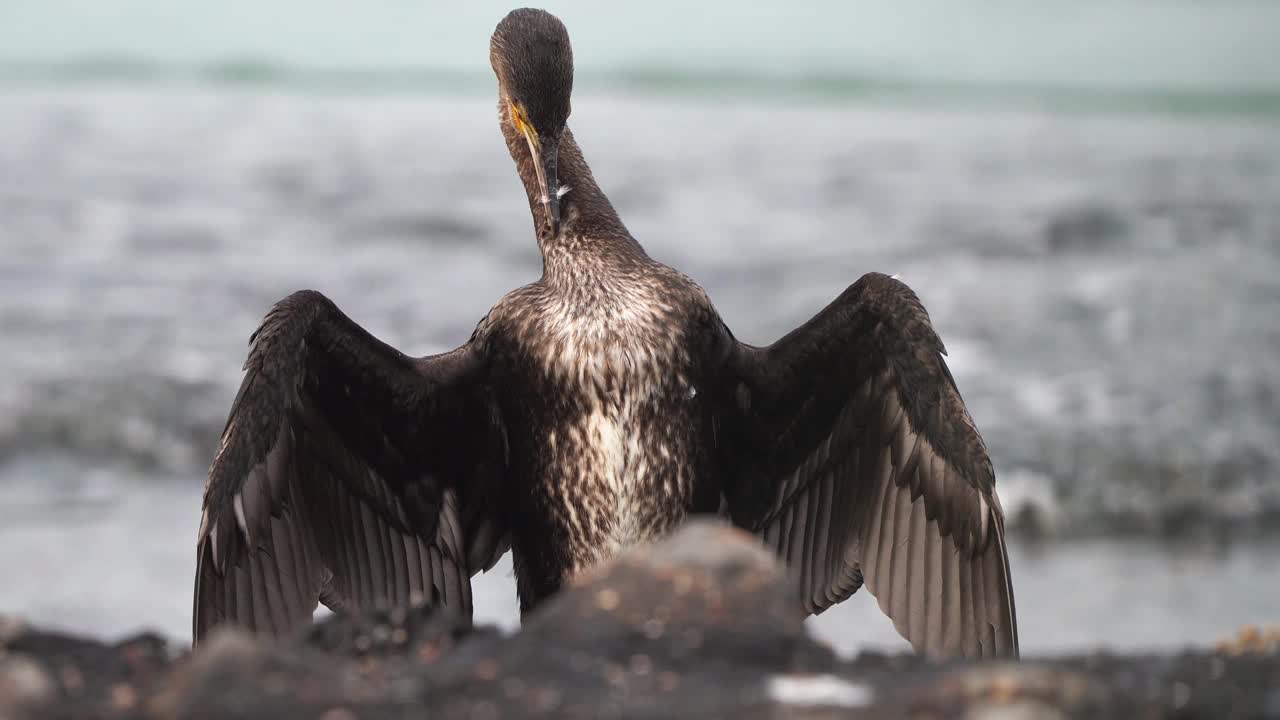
[500,116,635,258]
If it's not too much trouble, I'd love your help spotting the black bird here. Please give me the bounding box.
[193,8,1018,658]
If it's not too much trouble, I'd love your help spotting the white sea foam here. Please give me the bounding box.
[767,674,873,708]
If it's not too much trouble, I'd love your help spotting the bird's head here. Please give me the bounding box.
[491,8,573,237]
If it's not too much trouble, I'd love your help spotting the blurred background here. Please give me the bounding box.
[1,0,1278,656]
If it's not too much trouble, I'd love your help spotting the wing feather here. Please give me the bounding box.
[960,548,979,656]
[268,517,300,625]
[402,535,423,605]
[193,290,507,643]
[943,539,962,655]
[347,491,373,607]
[973,543,992,652]
[390,526,409,608]
[923,523,941,655]
[907,497,927,645]
[249,551,272,632]
[721,272,1018,658]
[812,470,835,610]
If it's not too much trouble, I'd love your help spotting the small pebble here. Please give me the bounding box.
[110,683,138,710]
[595,589,620,611]
[474,658,499,681]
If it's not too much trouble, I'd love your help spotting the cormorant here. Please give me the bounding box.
[193,7,1018,658]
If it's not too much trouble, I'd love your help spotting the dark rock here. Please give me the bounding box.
[412,522,836,718]
[149,631,414,720]
[301,604,490,661]
[0,617,173,720]
[3,521,1279,719]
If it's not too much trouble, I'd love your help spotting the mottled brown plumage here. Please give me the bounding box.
[193,7,1018,658]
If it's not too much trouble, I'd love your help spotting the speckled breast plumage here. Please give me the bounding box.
[481,244,718,608]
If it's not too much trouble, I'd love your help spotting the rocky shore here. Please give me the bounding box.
[2,523,1277,719]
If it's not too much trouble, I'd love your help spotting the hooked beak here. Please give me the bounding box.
[520,124,560,236]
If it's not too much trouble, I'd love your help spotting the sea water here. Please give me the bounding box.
[1,1,1278,653]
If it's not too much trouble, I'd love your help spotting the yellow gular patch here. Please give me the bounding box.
[511,102,536,145]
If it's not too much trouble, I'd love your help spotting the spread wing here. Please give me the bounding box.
[718,273,1018,658]
[193,290,508,643]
